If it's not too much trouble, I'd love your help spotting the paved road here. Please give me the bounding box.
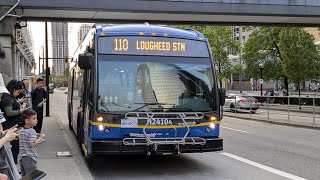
[51,90,320,180]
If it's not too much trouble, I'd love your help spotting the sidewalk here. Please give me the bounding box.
[36,113,93,180]
[224,112,320,130]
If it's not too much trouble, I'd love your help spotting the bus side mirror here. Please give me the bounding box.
[219,88,226,106]
[78,53,93,69]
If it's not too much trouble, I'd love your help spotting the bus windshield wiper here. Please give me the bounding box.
[99,100,109,112]
[168,107,196,112]
[104,100,132,109]
[132,102,175,112]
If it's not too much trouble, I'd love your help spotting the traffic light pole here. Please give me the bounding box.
[45,21,50,117]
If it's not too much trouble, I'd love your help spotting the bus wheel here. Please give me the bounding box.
[68,116,73,130]
[86,155,95,167]
[68,106,73,130]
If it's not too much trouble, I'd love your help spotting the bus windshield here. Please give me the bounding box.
[98,55,216,112]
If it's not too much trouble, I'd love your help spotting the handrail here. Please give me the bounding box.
[0,0,21,22]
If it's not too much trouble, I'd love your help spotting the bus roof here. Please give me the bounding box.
[95,24,205,40]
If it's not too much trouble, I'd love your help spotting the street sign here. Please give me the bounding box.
[260,79,264,84]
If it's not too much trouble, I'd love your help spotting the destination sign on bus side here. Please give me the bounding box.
[98,36,209,57]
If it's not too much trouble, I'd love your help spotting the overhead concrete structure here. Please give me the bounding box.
[0,7,35,84]
[2,0,320,25]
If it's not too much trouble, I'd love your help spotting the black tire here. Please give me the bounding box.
[250,111,256,114]
[68,107,73,130]
[86,155,95,168]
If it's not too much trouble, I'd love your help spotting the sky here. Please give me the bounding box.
[29,22,83,74]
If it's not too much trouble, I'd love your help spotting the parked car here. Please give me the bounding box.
[64,88,68,94]
[224,94,259,113]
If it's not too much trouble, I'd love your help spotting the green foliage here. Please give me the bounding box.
[51,67,69,87]
[279,28,319,82]
[176,25,239,83]
[243,27,320,83]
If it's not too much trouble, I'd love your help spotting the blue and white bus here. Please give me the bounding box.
[67,24,225,163]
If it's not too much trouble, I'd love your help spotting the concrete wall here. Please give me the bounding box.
[0,7,33,84]
[0,36,13,84]
[2,0,320,17]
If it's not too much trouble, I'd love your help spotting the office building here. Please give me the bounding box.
[51,22,68,76]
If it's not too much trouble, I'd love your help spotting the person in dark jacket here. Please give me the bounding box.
[0,80,28,164]
[31,78,47,134]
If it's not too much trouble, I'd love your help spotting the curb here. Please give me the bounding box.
[224,114,320,130]
[52,111,94,180]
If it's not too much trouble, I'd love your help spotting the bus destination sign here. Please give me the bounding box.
[98,36,209,57]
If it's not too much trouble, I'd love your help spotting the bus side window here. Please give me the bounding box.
[88,69,94,109]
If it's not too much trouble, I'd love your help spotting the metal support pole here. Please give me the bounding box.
[0,0,21,22]
[313,97,315,124]
[260,68,263,97]
[234,98,237,114]
[239,26,243,94]
[42,46,44,74]
[45,22,50,117]
[267,96,270,119]
[250,97,252,115]
[38,54,41,75]
[288,96,290,121]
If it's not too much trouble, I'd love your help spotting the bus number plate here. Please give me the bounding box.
[149,119,173,126]
[121,119,138,128]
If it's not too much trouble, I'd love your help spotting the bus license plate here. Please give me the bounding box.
[121,119,138,128]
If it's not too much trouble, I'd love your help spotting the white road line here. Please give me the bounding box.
[220,126,250,134]
[220,152,307,180]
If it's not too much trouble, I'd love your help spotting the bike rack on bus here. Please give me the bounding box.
[123,112,206,154]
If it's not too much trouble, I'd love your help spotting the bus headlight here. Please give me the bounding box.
[209,123,216,129]
[98,125,104,131]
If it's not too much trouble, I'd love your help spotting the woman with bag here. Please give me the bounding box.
[0,80,28,164]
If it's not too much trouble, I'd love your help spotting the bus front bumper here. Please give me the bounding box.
[90,138,223,155]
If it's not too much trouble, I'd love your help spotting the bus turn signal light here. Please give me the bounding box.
[210,116,216,121]
[97,116,104,122]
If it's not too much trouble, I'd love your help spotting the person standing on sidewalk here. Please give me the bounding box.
[18,109,45,176]
[0,80,28,164]
[31,78,47,134]
[18,79,32,109]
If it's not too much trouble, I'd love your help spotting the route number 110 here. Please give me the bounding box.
[114,39,129,51]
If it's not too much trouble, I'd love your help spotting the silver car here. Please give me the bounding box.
[224,94,259,113]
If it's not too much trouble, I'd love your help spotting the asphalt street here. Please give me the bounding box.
[51,90,320,180]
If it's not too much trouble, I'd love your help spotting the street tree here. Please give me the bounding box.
[243,27,320,95]
[176,25,239,87]
[279,27,320,95]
